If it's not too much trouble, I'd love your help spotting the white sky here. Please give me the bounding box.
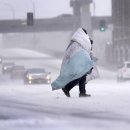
[0,0,111,20]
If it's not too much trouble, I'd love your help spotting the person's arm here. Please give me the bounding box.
[90,51,98,62]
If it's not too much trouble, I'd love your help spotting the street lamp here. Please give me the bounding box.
[4,3,15,19]
[92,0,96,16]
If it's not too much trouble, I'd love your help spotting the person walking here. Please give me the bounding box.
[51,28,94,97]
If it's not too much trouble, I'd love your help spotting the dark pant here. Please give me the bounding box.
[64,74,87,94]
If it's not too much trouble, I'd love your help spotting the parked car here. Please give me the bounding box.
[24,68,51,84]
[10,65,25,79]
[2,62,15,74]
[0,57,2,64]
[117,61,130,81]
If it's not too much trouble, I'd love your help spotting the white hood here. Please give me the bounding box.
[71,28,91,53]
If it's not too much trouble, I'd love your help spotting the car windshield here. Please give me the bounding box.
[4,63,14,66]
[27,69,46,73]
[127,63,130,68]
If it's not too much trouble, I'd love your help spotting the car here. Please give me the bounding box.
[24,68,51,84]
[2,62,15,74]
[10,65,25,79]
[0,57,2,64]
[117,61,130,81]
[0,57,3,74]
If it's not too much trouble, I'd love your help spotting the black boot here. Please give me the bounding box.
[62,88,70,97]
[79,93,91,97]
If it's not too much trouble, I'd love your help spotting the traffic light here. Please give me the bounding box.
[99,20,106,32]
[27,12,34,26]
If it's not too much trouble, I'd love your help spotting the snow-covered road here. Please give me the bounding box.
[0,49,130,130]
[0,78,130,130]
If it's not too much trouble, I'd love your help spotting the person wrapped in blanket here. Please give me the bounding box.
[51,28,98,97]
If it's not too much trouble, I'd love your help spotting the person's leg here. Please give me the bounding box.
[79,74,86,94]
[62,78,81,97]
[65,78,81,91]
[79,74,91,97]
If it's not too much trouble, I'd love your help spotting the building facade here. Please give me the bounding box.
[112,0,130,64]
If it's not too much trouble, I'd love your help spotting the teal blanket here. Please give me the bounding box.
[51,49,93,90]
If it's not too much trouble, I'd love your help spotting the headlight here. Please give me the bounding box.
[27,75,33,80]
[29,81,32,84]
[46,75,51,80]
[4,67,7,70]
[47,80,51,84]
